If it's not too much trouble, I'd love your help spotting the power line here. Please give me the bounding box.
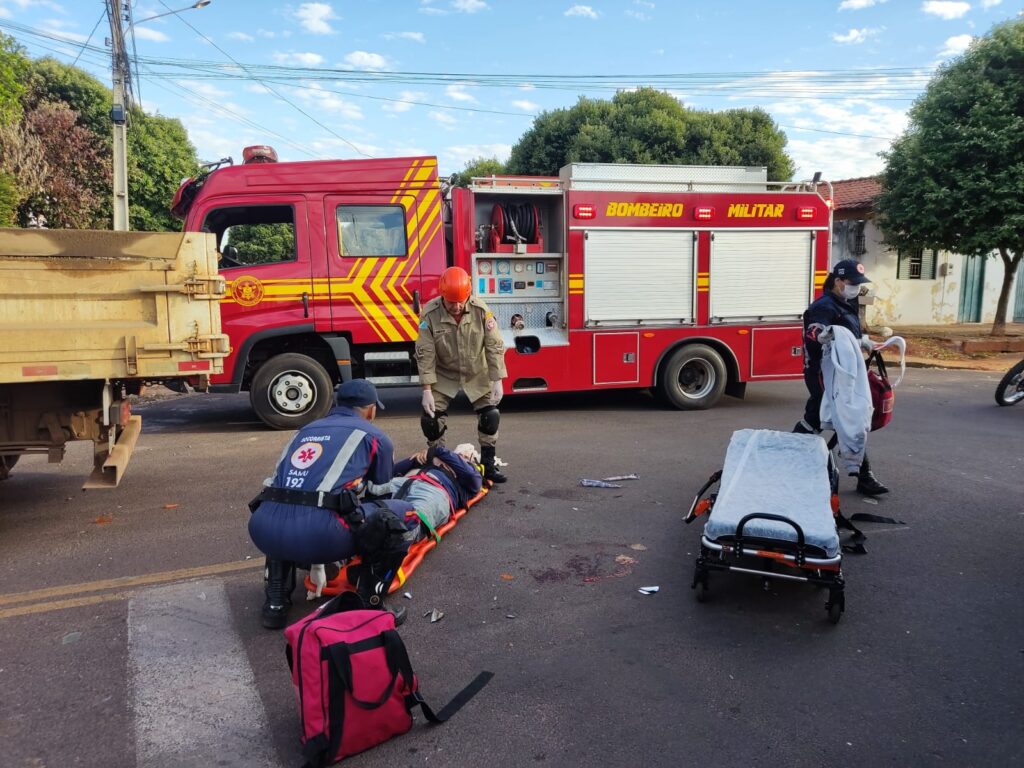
[154,0,372,158]
[72,9,107,68]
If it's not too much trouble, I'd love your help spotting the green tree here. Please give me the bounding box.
[0,170,17,226]
[26,57,112,138]
[878,20,1024,335]
[452,156,507,187]
[127,108,199,232]
[0,33,29,127]
[506,88,793,180]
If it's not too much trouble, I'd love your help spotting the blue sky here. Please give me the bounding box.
[1,0,1022,181]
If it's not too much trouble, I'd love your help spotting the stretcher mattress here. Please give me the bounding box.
[702,429,840,558]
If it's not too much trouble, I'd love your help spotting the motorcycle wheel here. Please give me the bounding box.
[995,359,1024,406]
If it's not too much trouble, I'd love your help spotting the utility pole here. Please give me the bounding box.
[106,0,131,231]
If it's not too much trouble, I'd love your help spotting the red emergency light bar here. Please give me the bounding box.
[694,207,715,221]
[573,204,596,220]
[796,207,816,221]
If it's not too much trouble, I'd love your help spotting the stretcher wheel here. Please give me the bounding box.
[827,602,843,624]
[695,583,709,603]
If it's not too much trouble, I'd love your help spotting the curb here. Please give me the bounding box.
[904,357,1006,373]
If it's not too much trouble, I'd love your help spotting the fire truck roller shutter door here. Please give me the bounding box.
[656,343,728,411]
[249,352,334,430]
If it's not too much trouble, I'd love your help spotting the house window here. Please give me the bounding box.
[897,248,938,280]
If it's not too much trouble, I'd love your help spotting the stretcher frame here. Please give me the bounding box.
[684,449,847,625]
[304,483,491,597]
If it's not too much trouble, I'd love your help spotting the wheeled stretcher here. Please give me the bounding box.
[685,429,846,624]
[304,484,491,597]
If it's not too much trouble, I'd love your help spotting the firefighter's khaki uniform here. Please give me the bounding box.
[415,296,507,447]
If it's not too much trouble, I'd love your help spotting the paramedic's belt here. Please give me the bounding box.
[253,486,361,517]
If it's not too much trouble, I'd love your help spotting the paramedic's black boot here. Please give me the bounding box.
[262,559,296,629]
[793,420,819,435]
[480,445,507,484]
[856,457,889,496]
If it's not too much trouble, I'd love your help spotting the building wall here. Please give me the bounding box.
[831,218,1018,326]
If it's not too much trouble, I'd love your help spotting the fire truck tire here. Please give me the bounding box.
[250,353,334,430]
[657,344,727,410]
[0,454,19,481]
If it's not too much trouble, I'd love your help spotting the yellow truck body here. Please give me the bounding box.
[0,229,228,487]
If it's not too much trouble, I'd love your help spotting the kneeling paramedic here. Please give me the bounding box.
[248,379,415,629]
[367,443,484,544]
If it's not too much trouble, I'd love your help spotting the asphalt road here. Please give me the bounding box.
[1,369,1022,768]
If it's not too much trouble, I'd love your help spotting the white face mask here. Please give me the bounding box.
[842,284,861,300]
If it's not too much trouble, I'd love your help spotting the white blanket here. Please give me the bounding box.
[820,325,872,473]
[703,429,840,558]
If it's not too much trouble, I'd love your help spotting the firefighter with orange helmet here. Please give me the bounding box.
[415,266,508,483]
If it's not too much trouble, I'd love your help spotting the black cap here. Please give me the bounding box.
[335,379,385,410]
[832,259,871,285]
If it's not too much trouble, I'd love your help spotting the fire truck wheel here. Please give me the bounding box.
[657,344,727,410]
[250,353,334,430]
[0,454,19,481]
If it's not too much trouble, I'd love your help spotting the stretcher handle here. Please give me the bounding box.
[734,513,807,565]
[684,470,722,524]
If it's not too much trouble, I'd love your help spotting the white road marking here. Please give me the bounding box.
[128,579,281,768]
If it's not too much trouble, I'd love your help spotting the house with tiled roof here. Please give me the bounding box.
[824,176,1020,326]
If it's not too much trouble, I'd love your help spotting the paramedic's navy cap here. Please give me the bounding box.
[832,259,871,285]
[335,379,385,410]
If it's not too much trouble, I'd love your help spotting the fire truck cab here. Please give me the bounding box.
[174,152,831,429]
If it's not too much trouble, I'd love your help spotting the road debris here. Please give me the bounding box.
[500,573,514,581]
[638,586,660,595]
[403,592,413,600]
[163,503,179,510]
[629,543,648,551]
[602,474,638,482]
[62,631,81,645]
[429,608,444,623]
[92,514,113,525]
[580,479,622,488]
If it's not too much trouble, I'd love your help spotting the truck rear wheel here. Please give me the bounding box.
[250,353,334,430]
[657,344,727,410]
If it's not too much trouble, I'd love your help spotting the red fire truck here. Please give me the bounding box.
[172,150,831,429]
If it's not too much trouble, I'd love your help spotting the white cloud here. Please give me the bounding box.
[295,3,338,34]
[310,138,381,158]
[384,31,426,43]
[382,90,427,113]
[343,51,390,71]
[133,26,170,42]
[228,32,255,42]
[273,51,325,66]
[626,9,651,20]
[832,27,878,43]
[453,0,487,11]
[429,110,458,126]
[38,19,87,43]
[445,83,477,102]
[245,83,274,95]
[921,1,971,19]
[256,29,279,38]
[299,83,364,120]
[511,99,538,111]
[839,0,887,9]
[0,7,11,18]
[565,5,599,18]
[9,0,64,10]
[439,143,513,175]
[518,83,536,91]
[980,0,1001,6]
[940,33,974,56]
[180,80,230,99]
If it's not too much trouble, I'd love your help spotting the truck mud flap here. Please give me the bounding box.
[83,414,142,489]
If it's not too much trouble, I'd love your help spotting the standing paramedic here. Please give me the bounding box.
[248,379,415,629]
[416,266,509,484]
[794,258,888,496]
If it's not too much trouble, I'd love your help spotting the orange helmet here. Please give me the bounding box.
[438,267,471,303]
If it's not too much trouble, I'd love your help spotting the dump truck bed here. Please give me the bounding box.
[0,229,227,383]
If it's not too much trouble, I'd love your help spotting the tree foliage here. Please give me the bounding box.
[452,156,507,187]
[506,88,794,180]
[0,171,17,226]
[877,20,1024,334]
[0,34,28,127]
[26,58,112,139]
[127,108,199,232]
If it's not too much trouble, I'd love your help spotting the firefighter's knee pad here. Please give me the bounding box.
[476,405,500,436]
[420,410,448,441]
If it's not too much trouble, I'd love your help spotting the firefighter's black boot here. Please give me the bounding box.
[480,445,507,484]
[793,419,819,435]
[353,555,408,626]
[261,558,296,630]
[856,455,889,496]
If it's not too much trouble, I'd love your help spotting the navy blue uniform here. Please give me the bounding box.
[801,291,862,430]
[393,446,483,510]
[249,406,397,564]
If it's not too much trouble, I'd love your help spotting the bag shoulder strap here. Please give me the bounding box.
[408,671,494,725]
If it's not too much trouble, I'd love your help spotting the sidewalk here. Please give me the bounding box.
[889,323,1024,373]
